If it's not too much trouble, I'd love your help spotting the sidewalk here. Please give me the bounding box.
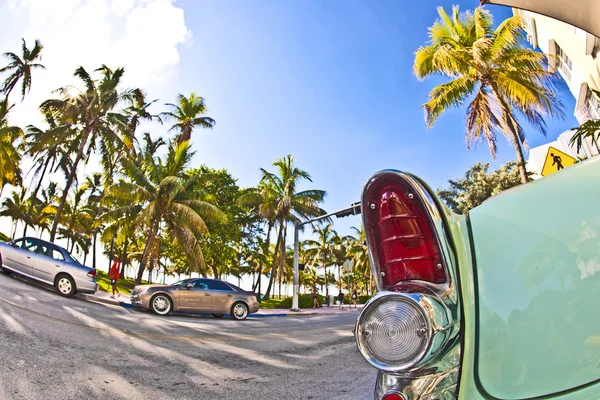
[78,290,131,307]
[78,290,364,317]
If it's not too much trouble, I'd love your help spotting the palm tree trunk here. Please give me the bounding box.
[278,223,287,299]
[211,262,220,280]
[49,129,90,242]
[509,131,529,184]
[92,232,97,270]
[263,222,283,300]
[324,254,329,298]
[23,158,51,237]
[120,239,128,280]
[136,220,160,285]
[489,86,529,184]
[256,221,273,300]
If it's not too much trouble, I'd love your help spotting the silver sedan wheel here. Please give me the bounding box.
[151,295,172,316]
[56,276,75,297]
[231,302,248,320]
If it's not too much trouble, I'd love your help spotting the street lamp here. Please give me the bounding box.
[291,202,361,311]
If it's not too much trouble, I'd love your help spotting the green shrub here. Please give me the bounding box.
[358,295,372,304]
[278,294,325,309]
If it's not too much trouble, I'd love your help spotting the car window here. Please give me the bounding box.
[50,247,65,261]
[20,238,39,252]
[34,243,51,257]
[225,282,245,292]
[206,280,233,291]
[193,280,209,290]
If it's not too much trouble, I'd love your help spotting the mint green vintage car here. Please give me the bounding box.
[354,157,600,399]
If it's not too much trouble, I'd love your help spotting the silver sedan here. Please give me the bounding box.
[0,237,98,297]
[131,278,259,320]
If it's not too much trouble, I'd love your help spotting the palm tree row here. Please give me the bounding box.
[0,37,372,294]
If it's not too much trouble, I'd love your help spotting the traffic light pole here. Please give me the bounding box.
[291,202,361,311]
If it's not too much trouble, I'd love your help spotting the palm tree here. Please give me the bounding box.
[101,141,226,285]
[251,155,326,300]
[304,223,337,298]
[0,99,23,197]
[122,88,161,153]
[161,93,215,145]
[570,89,600,153]
[41,65,129,241]
[331,232,353,291]
[347,226,372,295]
[0,38,45,100]
[414,6,565,183]
[0,188,28,239]
[21,114,72,237]
[57,185,92,256]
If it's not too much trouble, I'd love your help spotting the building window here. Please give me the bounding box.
[556,44,573,82]
[589,94,600,120]
[522,13,537,48]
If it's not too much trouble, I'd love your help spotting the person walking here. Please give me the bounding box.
[109,257,121,299]
[338,290,344,309]
[312,287,319,308]
[352,289,358,308]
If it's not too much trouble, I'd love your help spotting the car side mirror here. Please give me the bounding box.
[8,240,15,247]
[184,283,194,289]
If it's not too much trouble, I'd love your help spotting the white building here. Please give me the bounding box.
[515,9,600,124]
[514,8,600,172]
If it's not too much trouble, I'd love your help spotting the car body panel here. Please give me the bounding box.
[3,238,35,275]
[178,287,212,310]
[210,289,234,312]
[0,237,97,294]
[32,241,65,281]
[462,157,600,399]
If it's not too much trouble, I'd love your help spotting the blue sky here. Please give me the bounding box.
[170,0,579,235]
[0,0,580,241]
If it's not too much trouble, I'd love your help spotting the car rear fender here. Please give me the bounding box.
[459,156,600,399]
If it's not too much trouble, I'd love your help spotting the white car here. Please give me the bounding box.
[0,237,98,297]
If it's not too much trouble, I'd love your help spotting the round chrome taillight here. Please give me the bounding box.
[355,291,431,372]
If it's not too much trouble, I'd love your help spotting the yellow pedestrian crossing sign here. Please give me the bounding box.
[541,146,576,176]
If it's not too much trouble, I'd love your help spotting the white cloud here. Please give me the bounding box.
[1,0,191,127]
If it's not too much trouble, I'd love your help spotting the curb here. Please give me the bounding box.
[78,293,358,317]
[78,293,133,308]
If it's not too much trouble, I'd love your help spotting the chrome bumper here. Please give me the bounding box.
[130,294,147,308]
[375,366,459,399]
[77,279,98,294]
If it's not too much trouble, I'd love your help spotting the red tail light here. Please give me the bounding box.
[87,269,97,278]
[382,393,406,400]
[364,172,446,289]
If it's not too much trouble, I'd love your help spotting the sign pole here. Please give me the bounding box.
[290,203,361,312]
[292,221,300,311]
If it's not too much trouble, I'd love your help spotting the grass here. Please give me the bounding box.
[257,298,287,309]
[95,270,145,295]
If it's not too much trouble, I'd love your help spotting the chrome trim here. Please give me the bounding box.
[356,291,458,373]
[361,170,459,303]
[375,365,460,400]
[356,292,432,372]
[359,170,462,399]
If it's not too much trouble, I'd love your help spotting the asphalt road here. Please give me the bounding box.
[0,271,377,400]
